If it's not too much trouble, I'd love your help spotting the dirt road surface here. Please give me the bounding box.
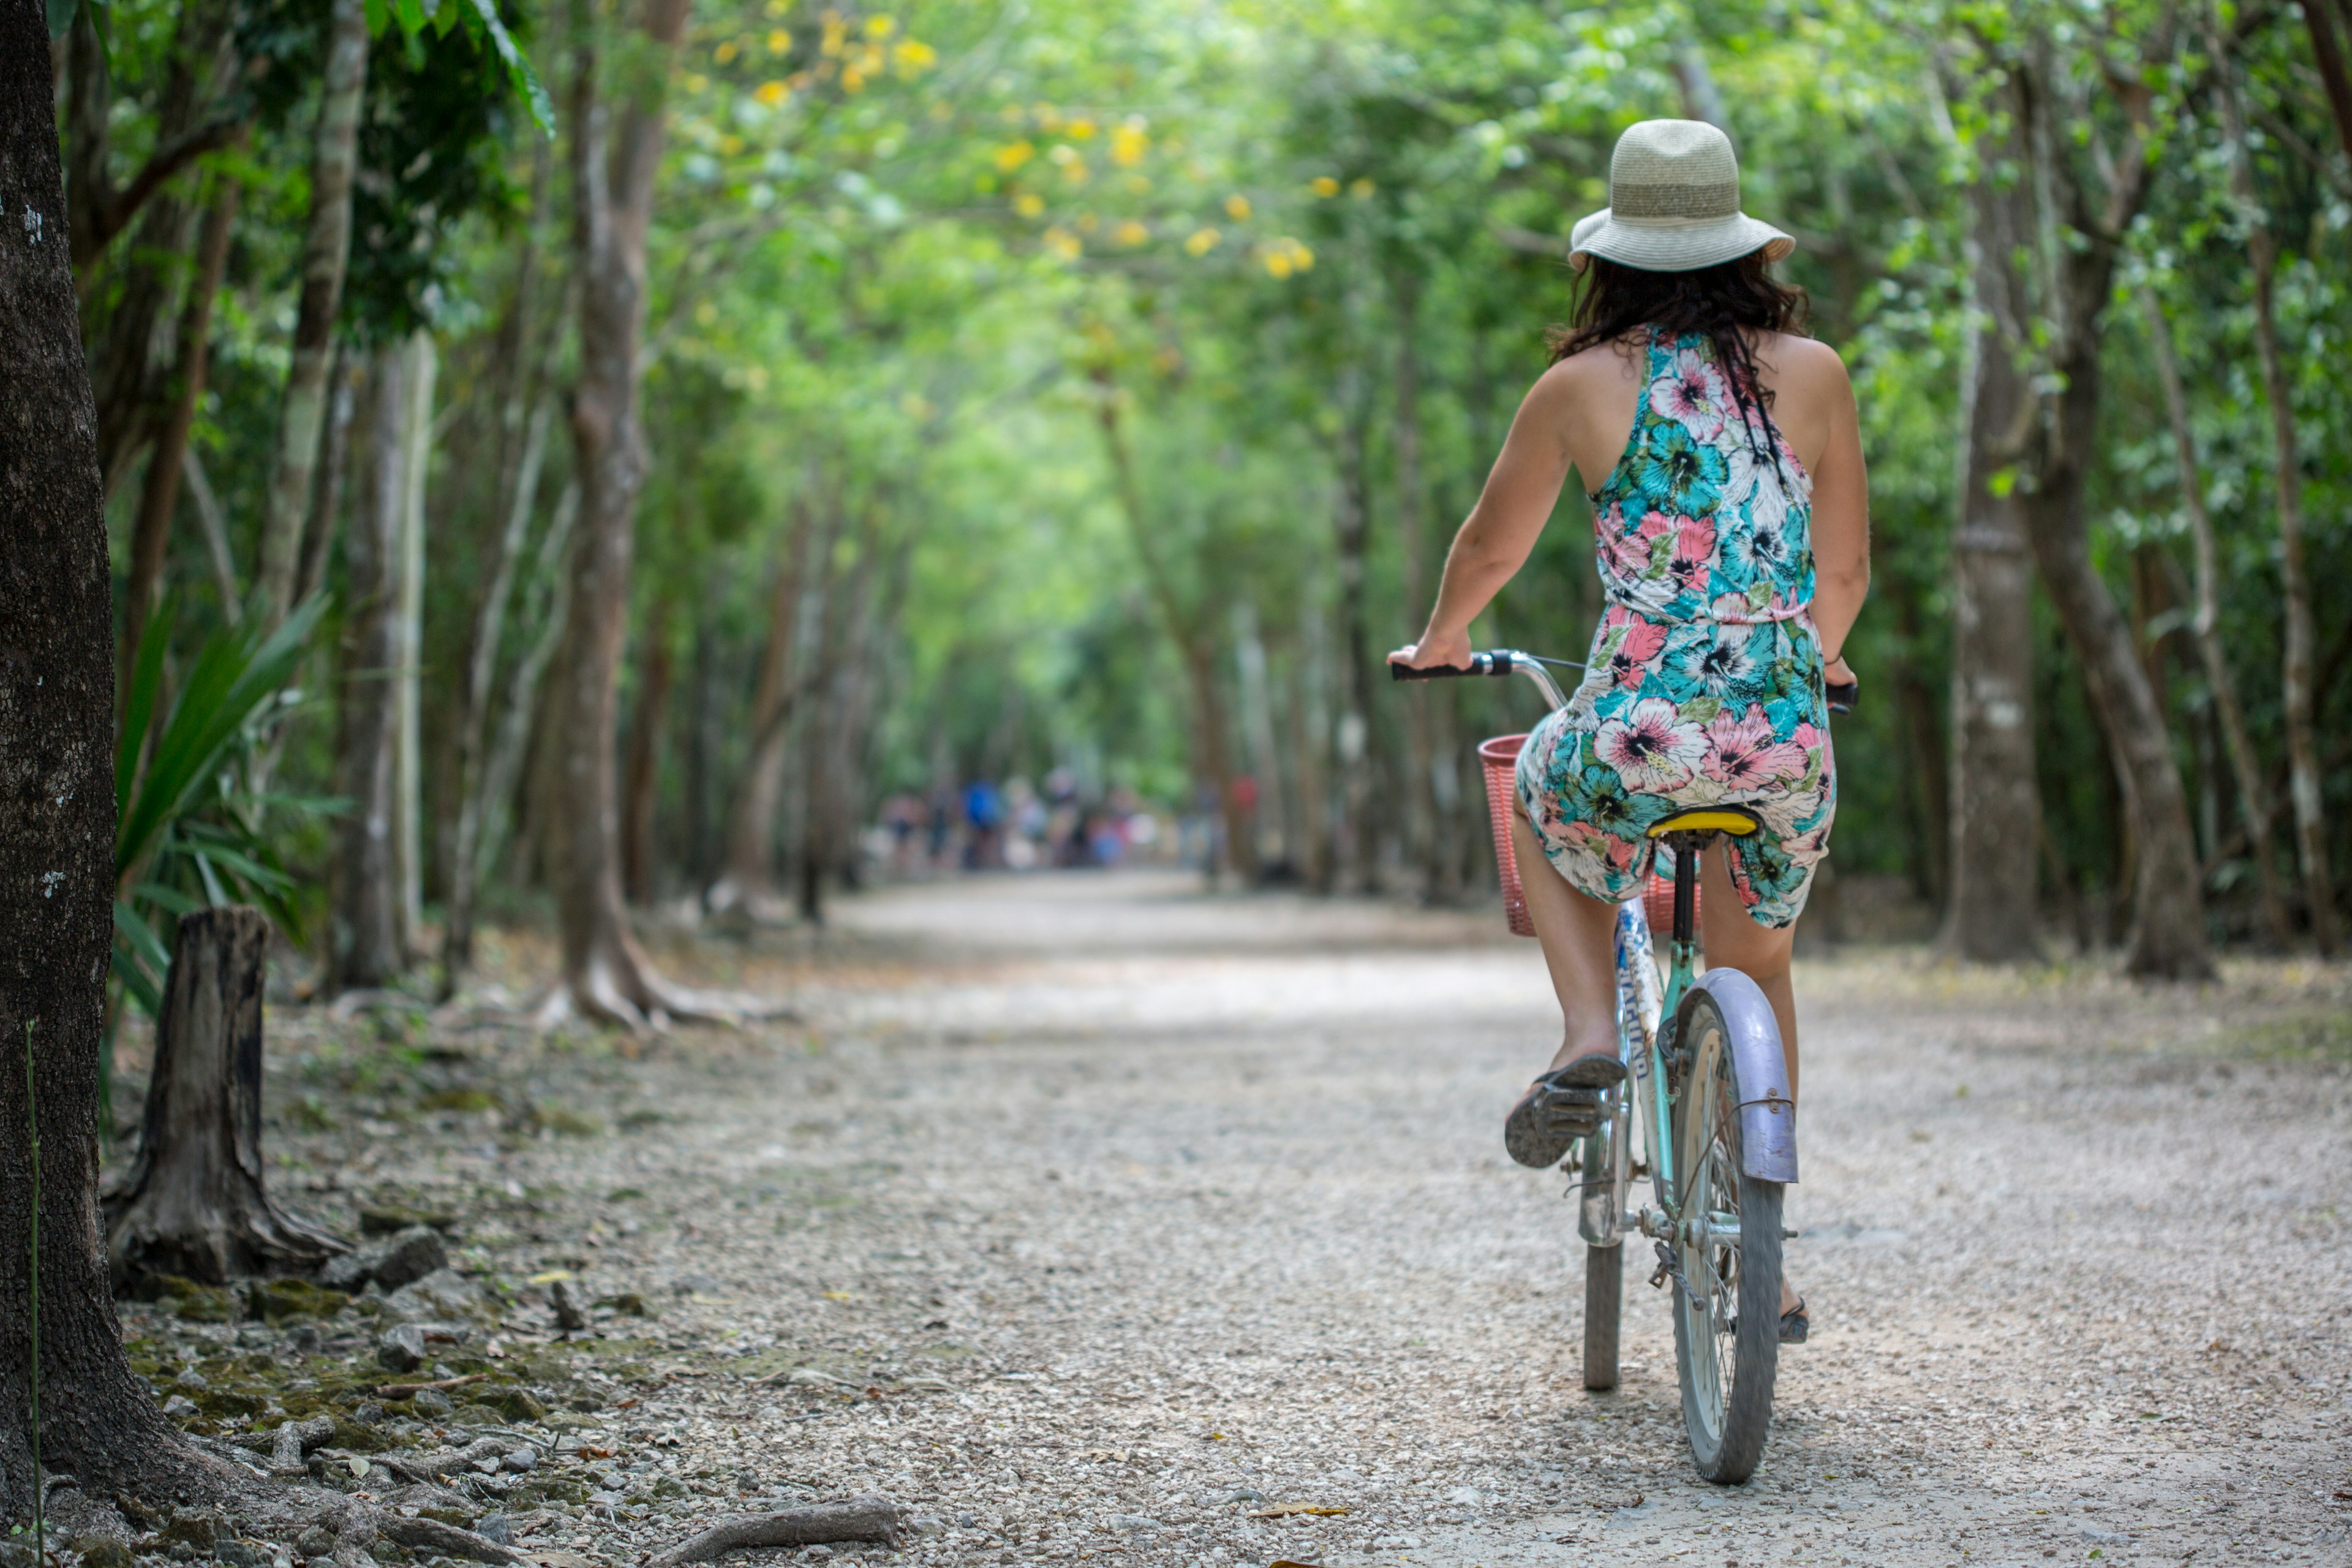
[212,872,2352,1568]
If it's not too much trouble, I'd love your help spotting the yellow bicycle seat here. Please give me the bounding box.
[1645,808,1760,839]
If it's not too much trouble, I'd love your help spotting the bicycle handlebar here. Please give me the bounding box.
[1389,649,1859,717]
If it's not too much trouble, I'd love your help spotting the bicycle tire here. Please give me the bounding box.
[1583,1241,1622,1391]
[1668,986,1784,1483]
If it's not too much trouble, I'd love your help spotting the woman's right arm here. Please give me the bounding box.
[1392,366,1580,670]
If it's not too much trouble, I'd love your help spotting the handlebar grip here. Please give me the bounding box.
[1389,650,1513,682]
[1826,679,1858,715]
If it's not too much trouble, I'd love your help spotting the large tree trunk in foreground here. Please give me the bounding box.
[0,12,205,1502]
[548,0,734,1028]
[1942,157,2043,963]
[254,0,369,627]
[104,909,346,1283]
[331,352,407,992]
[2213,31,2337,954]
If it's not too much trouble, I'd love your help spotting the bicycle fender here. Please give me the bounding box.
[1678,968,1798,1184]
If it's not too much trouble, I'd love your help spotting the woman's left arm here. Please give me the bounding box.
[1393,368,1578,670]
[1806,352,1871,684]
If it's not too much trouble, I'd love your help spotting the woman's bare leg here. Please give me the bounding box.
[1510,808,1623,1071]
[1696,840,1803,1316]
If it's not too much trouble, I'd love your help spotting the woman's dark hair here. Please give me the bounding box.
[1547,250,1809,465]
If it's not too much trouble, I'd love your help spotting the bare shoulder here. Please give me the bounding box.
[1758,334,1853,402]
[1537,336,1647,396]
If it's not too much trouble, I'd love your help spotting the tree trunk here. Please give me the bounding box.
[254,0,369,627]
[2010,281,2211,978]
[1089,367,1257,883]
[1330,370,1378,892]
[103,908,346,1283]
[295,347,361,609]
[622,596,675,905]
[392,331,435,958]
[441,398,554,992]
[547,0,716,1028]
[1942,158,2043,963]
[2138,287,2293,946]
[713,503,820,910]
[469,482,578,923]
[2212,30,2337,953]
[331,350,406,992]
[120,169,240,704]
[0,17,209,1501]
[2301,0,2352,163]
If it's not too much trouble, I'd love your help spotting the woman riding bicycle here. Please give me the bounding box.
[1390,119,1870,1343]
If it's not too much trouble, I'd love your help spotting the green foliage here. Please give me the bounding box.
[112,597,339,1016]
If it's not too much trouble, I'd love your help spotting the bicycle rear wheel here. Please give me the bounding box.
[1583,1240,1621,1390]
[1668,986,1784,1483]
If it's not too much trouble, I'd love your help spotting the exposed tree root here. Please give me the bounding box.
[645,1496,905,1568]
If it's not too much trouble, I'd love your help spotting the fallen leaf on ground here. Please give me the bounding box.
[576,1446,614,1460]
[1248,1504,1348,1518]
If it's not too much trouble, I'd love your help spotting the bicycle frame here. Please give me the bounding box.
[1585,828,1799,1250]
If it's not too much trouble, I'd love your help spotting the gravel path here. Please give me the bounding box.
[175,872,2352,1568]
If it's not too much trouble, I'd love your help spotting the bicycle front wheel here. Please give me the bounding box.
[1668,986,1784,1483]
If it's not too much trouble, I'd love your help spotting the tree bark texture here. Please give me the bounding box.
[103,908,346,1283]
[331,350,407,992]
[63,0,239,279]
[255,0,369,627]
[1942,154,2043,963]
[2138,288,2292,946]
[119,168,241,704]
[2301,0,2352,163]
[0,9,207,1502]
[549,0,704,1027]
[2211,28,2337,953]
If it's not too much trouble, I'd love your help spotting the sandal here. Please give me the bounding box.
[1779,1298,1809,1344]
[1502,1054,1627,1169]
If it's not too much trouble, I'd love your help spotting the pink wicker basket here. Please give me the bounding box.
[1477,734,1537,937]
[1479,731,1695,940]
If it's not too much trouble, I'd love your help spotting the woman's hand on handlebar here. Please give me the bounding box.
[1389,628,1474,673]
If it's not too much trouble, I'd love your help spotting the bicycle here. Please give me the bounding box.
[1392,648,1846,1485]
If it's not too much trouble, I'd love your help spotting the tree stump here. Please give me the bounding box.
[105,907,347,1284]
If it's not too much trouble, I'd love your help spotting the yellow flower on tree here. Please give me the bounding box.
[1184,227,1220,255]
[865,13,895,36]
[714,39,738,62]
[1349,176,1375,198]
[1110,122,1148,167]
[754,80,789,107]
[1042,227,1083,261]
[820,10,846,55]
[1224,193,1252,220]
[1066,117,1097,140]
[766,28,788,52]
[1113,219,1150,246]
[1012,192,1045,217]
[892,39,936,75]
[995,141,1036,172]
[1310,175,1340,197]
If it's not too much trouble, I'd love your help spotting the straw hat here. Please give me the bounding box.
[1567,119,1793,273]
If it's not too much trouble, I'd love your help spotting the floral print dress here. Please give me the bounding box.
[1514,329,1834,928]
